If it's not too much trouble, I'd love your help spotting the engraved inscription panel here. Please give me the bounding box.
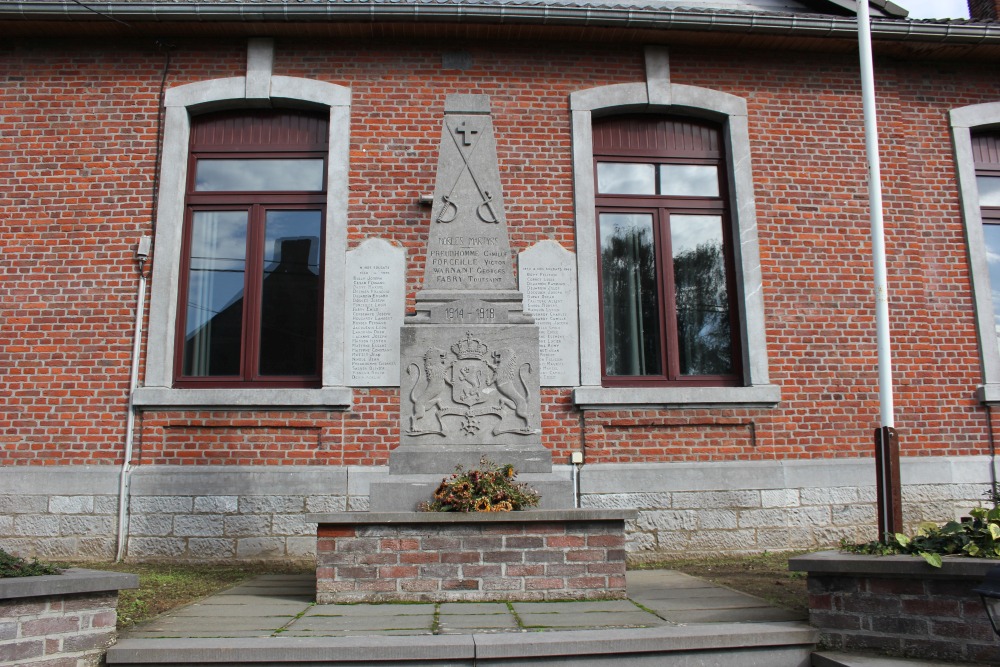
[347,239,405,386]
[519,241,580,386]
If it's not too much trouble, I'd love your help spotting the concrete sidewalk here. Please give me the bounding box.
[121,569,805,639]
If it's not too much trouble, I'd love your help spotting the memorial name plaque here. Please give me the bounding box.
[346,238,405,386]
[519,241,580,386]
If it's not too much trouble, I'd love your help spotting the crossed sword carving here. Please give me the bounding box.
[435,120,500,225]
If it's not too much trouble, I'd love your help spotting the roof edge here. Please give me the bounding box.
[0,3,995,44]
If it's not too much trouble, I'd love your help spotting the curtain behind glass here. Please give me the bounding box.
[182,211,248,376]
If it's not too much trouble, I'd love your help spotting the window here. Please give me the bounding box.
[975,133,1000,361]
[568,56,778,408]
[594,116,740,387]
[951,103,1000,404]
[175,110,327,387]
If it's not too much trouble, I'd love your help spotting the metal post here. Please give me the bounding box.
[857,2,900,541]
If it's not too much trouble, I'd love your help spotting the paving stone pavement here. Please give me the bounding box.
[121,570,805,640]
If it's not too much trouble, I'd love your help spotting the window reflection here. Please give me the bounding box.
[183,211,248,377]
[670,215,733,376]
[600,213,662,376]
[195,159,325,192]
[979,176,1000,207]
[661,165,719,197]
[259,211,322,376]
[597,163,656,195]
[982,225,1000,361]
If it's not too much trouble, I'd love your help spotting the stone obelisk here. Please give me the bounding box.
[369,94,570,510]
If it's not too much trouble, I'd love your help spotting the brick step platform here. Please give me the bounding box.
[306,509,635,603]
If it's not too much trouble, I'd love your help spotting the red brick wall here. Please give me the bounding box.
[1,38,996,468]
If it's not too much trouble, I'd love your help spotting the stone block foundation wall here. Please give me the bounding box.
[790,552,999,665]
[0,570,137,667]
[0,459,990,562]
[311,511,633,603]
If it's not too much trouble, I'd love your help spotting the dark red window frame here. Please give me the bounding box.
[594,115,742,388]
[174,110,328,389]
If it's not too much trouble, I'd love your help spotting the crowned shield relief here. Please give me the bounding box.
[404,331,538,440]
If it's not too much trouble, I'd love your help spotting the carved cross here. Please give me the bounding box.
[455,122,478,146]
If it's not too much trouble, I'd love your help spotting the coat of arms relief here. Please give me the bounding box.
[405,332,537,438]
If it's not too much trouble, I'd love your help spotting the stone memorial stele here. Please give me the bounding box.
[368,94,571,510]
[346,238,405,386]
[518,240,580,387]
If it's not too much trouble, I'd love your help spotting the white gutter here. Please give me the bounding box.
[857,1,894,431]
[115,236,150,563]
[2,3,1000,45]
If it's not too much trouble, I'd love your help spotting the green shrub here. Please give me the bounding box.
[0,548,60,577]
[841,506,1000,567]
[419,457,540,513]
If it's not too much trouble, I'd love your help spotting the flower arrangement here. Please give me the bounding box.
[418,457,540,513]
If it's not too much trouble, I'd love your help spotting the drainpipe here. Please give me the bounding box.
[858,1,902,541]
[115,236,151,562]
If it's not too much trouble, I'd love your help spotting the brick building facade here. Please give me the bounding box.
[2,0,1000,562]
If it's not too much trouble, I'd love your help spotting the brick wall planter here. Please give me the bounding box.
[0,568,138,666]
[307,510,635,603]
[789,551,999,664]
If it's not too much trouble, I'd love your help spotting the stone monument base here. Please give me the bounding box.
[307,510,636,603]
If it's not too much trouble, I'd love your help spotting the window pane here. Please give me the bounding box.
[597,163,656,195]
[258,210,323,376]
[660,165,719,197]
[979,176,1000,207]
[182,211,248,377]
[670,214,733,376]
[194,159,325,192]
[600,213,662,376]
[984,224,1000,360]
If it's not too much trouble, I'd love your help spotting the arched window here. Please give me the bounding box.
[594,115,740,387]
[951,103,1000,404]
[569,54,778,408]
[133,61,352,410]
[176,110,327,387]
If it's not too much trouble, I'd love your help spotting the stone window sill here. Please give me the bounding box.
[572,384,780,410]
[132,387,352,411]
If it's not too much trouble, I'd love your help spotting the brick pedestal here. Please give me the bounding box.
[308,510,635,603]
[0,569,138,666]
[790,551,999,664]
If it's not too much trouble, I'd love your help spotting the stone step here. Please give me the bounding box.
[108,622,818,666]
[813,651,978,667]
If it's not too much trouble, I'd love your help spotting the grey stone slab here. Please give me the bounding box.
[632,585,760,601]
[0,568,137,601]
[289,615,433,632]
[437,614,519,630]
[512,600,641,615]
[306,509,635,524]
[109,635,477,663]
[439,602,510,615]
[636,596,775,611]
[518,612,664,629]
[346,238,406,386]
[813,651,972,667]
[174,603,306,617]
[195,593,312,605]
[280,629,436,637]
[656,607,806,623]
[123,630,278,639]
[473,621,817,660]
[306,604,436,618]
[139,617,290,633]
